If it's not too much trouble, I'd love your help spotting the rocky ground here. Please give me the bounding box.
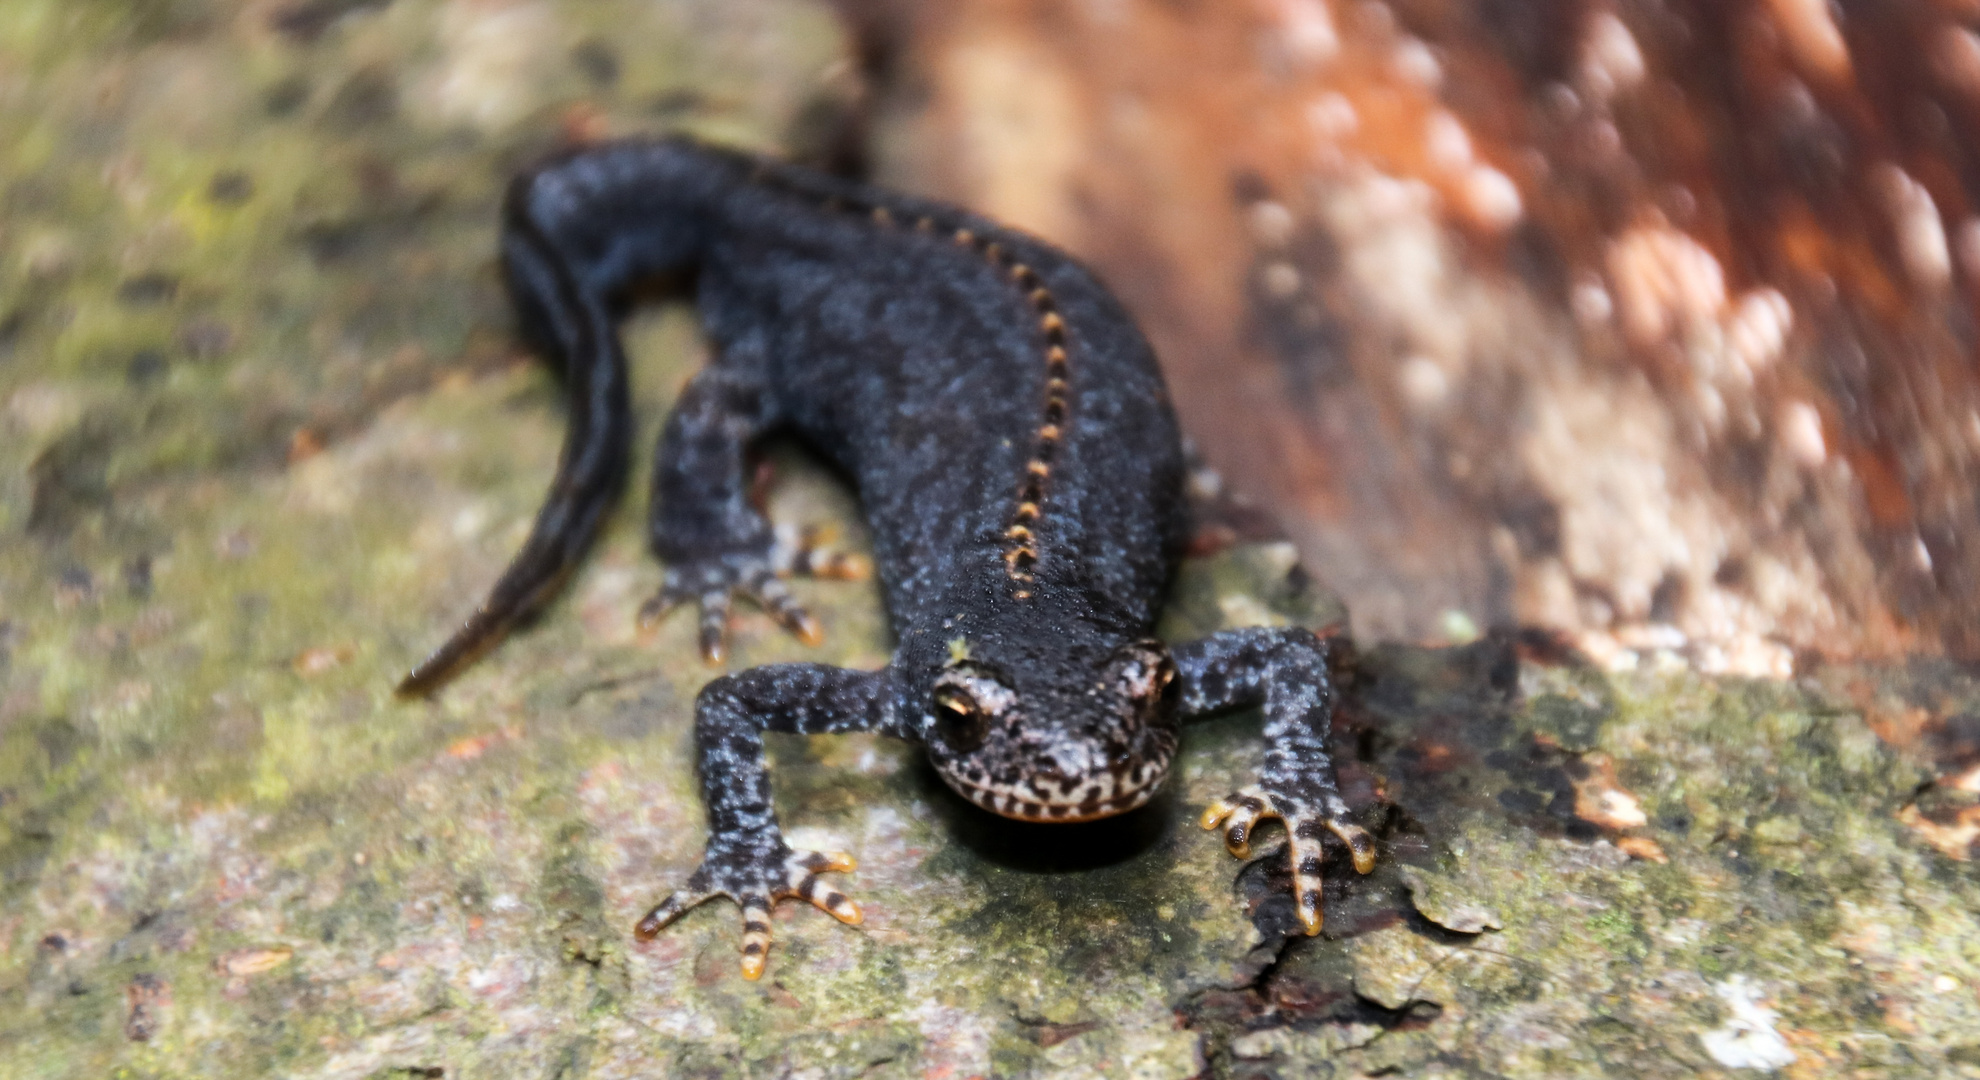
[2,2,1978,1077]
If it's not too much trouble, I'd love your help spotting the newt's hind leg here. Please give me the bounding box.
[639,362,860,663]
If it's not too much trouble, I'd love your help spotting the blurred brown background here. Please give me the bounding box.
[818,0,1980,671]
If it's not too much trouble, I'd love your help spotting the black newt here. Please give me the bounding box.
[399,137,1377,980]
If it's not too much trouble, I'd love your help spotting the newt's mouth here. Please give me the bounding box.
[936,750,1174,823]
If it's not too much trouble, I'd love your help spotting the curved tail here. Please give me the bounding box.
[398,142,731,696]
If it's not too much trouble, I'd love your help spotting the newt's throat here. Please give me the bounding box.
[936,750,1174,823]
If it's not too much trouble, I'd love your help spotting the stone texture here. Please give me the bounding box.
[3,3,1979,1079]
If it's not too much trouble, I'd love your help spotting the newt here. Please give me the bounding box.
[399,137,1376,979]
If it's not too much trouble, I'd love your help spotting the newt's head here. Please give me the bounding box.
[918,638,1180,822]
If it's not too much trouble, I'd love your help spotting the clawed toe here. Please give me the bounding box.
[1202,787,1376,936]
[736,896,774,979]
[788,850,863,924]
[635,572,694,630]
[743,572,823,648]
[1324,817,1377,875]
[696,588,734,664]
[637,559,825,663]
[635,848,862,980]
[1200,793,1271,858]
[634,887,706,941]
[779,525,871,582]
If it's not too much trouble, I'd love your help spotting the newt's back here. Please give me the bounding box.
[691,151,1186,633]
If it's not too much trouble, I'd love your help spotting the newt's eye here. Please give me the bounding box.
[932,686,988,752]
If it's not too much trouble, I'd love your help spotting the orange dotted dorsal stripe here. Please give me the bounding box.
[956,232,1066,595]
[752,160,1070,599]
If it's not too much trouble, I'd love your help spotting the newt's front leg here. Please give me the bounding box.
[636,663,902,979]
[1174,628,1377,935]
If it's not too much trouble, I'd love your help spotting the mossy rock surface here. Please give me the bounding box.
[3,3,1980,1078]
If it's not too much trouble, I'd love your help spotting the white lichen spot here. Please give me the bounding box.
[1261,0,1340,64]
[1875,164,1952,288]
[1424,110,1473,172]
[1398,355,1449,410]
[1699,976,1797,1071]
[1261,260,1303,298]
[1723,288,1793,379]
[1391,37,1442,89]
[1778,400,1826,468]
[19,228,77,279]
[7,382,85,440]
[1571,275,1614,324]
[1231,1023,1382,1060]
[425,1,560,132]
[1325,170,1462,360]
[1306,90,1359,141]
[1579,12,1646,101]
[1438,608,1480,644]
[1249,200,1296,247]
[1218,592,1284,629]
[1254,540,1301,579]
[1187,462,1225,500]
[1949,759,1980,794]
[451,502,491,540]
[1628,622,1689,652]
[1765,0,1853,82]
[1461,165,1523,231]
[1606,225,1727,347]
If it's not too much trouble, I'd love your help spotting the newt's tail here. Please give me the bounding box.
[398,141,736,696]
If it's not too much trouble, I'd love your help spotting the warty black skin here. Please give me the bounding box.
[398,137,1378,979]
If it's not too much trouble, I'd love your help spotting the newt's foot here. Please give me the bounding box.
[1202,786,1376,936]
[641,529,867,664]
[639,554,822,665]
[775,523,872,583]
[634,847,861,980]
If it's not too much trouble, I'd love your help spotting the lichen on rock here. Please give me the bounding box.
[4,2,1980,1078]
